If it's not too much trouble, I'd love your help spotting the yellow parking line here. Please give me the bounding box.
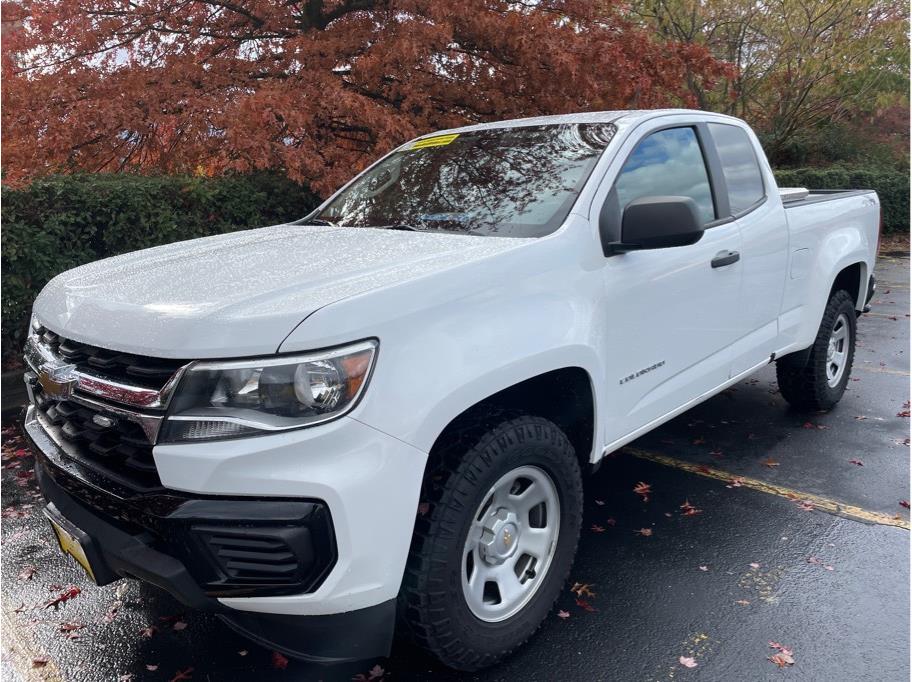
[2,608,62,681]
[624,447,910,530]
[854,365,910,377]
[865,311,908,319]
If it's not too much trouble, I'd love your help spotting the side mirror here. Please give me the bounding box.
[607,196,704,254]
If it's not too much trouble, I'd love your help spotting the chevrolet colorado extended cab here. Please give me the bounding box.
[22,109,880,670]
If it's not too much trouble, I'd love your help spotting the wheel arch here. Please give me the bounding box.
[829,260,867,310]
[423,367,597,484]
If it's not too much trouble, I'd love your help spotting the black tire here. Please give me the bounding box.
[399,414,583,671]
[776,289,857,411]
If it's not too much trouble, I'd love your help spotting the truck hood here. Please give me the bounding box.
[34,224,530,358]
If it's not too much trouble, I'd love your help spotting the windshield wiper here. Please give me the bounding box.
[294,217,337,226]
[374,223,423,232]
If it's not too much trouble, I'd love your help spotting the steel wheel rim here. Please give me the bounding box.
[460,465,561,623]
[826,313,850,388]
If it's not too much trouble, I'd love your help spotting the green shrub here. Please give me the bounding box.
[1,173,319,364]
[773,166,909,235]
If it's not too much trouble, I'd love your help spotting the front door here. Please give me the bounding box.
[598,125,745,446]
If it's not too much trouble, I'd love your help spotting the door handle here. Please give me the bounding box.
[711,250,740,268]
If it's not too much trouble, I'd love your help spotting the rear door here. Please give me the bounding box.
[596,122,746,446]
[704,122,789,376]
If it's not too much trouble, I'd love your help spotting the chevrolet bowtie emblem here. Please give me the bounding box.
[37,362,78,401]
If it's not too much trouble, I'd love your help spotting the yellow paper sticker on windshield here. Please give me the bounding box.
[410,133,459,150]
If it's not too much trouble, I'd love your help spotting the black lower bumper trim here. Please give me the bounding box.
[220,599,397,664]
[36,455,220,610]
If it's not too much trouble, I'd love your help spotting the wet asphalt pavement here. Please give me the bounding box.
[2,254,909,682]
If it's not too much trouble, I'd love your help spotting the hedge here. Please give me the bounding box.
[773,166,909,235]
[2,166,907,365]
[1,173,319,364]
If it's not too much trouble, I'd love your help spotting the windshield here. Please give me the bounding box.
[314,123,616,237]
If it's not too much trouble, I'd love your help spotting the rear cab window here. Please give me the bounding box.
[707,123,766,214]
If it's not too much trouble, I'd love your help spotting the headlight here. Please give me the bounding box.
[160,340,377,443]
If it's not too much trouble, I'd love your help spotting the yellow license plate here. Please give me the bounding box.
[46,513,96,582]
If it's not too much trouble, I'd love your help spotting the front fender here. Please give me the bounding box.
[279,232,605,454]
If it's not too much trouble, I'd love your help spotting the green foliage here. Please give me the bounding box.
[1,173,319,364]
[773,166,909,235]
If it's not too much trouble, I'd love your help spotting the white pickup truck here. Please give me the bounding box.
[22,109,880,670]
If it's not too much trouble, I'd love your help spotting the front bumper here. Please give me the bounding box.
[23,405,420,662]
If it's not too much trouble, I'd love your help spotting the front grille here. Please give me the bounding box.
[36,327,185,391]
[28,327,185,492]
[33,383,163,491]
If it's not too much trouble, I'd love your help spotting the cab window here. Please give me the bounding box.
[708,123,765,214]
[614,127,716,225]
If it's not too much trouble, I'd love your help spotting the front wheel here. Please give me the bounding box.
[776,289,857,411]
[399,415,583,671]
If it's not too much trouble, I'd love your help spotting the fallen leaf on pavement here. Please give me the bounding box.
[238,650,248,656]
[679,656,698,668]
[575,598,597,612]
[271,652,289,670]
[146,666,159,672]
[570,582,596,598]
[735,600,751,606]
[768,642,795,667]
[32,657,49,668]
[353,664,387,681]
[769,652,794,668]
[763,458,780,468]
[170,668,194,681]
[680,500,702,516]
[557,610,570,619]
[44,586,80,609]
[749,562,760,569]
[590,524,606,533]
[18,566,36,581]
[140,626,157,638]
[172,621,187,631]
[634,528,653,537]
[58,622,84,638]
[900,500,910,509]
[594,499,605,506]
[848,459,864,466]
[698,565,709,571]
[633,481,652,502]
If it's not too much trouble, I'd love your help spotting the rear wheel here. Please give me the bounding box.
[776,289,857,410]
[399,415,583,671]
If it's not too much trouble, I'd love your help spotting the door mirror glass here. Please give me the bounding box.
[611,196,704,252]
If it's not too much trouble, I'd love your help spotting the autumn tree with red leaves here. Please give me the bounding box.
[1,0,730,194]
